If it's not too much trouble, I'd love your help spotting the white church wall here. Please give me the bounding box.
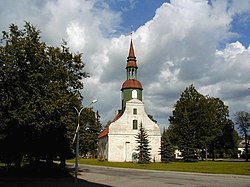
[148,135,161,162]
[108,99,161,162]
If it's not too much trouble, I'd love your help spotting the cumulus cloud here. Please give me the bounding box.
[125,0,250,126]
[0,0,249,128]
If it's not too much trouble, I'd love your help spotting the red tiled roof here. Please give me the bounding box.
[98,112,123,139]
[121,79,143,90]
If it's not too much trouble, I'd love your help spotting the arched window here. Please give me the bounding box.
[132,90,137,99]
[133,120,138,130]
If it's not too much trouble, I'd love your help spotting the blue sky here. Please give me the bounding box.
[107,0,250,48]
[107,0,168,34]
[0,0,249,128]
[230,12,250,46]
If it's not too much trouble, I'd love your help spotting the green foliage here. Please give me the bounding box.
[234,111,250,162]
[207,119,239,159]
[169,85,202,162]
[169,85,236,161]
[160,128,174,162]
[135,123,151,164]
[0,22,90,167]
[234,111,250,138]
[78,109,102,156]
[204,98,237,160]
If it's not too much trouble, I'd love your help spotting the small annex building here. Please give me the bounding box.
[98,39,161,162]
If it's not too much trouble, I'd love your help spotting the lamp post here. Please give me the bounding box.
[73,99,97,187]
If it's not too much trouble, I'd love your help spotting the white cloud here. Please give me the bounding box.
[66,23,86,51]
[124,0,250,126]
[228,0,250,15]
[0,0,249,128]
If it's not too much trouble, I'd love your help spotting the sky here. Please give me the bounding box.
[1,0,250,129]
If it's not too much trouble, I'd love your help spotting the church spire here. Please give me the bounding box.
[121,38,143,111]
[128,39,135,58]
[126,39,138,69]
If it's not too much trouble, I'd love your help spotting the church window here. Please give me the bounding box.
[133,108,137,115]
[133,120,138,129]
[132,90,137,99]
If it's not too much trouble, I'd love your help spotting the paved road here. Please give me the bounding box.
[77,164,250,187]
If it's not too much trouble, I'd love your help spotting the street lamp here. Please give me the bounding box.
[73,99,97,187]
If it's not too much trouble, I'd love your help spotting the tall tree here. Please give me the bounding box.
[0,22,88,167]
[199,97,235,160]
[79,109,102,157]
[160,128,174,162]
[169,85,235,161]
[208,119,239,159]
[169,85,203,162]
[135,123,151,164]
[234,111,250,161]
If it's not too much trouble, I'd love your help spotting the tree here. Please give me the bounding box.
[234,111,250,161]
[0,22,88,167]
[199,97,236,160]
[160,128,174,162]
[169,85,203,162]
[79,109,102,157]
[135,123,151,164]
[208,119,239,159]
[168,85,235,161]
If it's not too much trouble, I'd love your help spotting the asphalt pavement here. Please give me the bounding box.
[76,164,250,187]
[0,164,249,187]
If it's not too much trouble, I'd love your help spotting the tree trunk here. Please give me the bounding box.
[245,134,249,162]
[201,149,204,161]
[205,146,208,161]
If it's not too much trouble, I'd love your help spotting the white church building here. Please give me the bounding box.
[98,39,161,162]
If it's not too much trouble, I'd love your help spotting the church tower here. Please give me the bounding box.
[98,37,161,162]
[121,39,143,111]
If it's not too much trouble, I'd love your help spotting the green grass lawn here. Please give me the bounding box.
[67,158,250,175]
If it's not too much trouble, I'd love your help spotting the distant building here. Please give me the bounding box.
[174,149,183,160]
[238,139,248,158]
[98,39,161,162]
